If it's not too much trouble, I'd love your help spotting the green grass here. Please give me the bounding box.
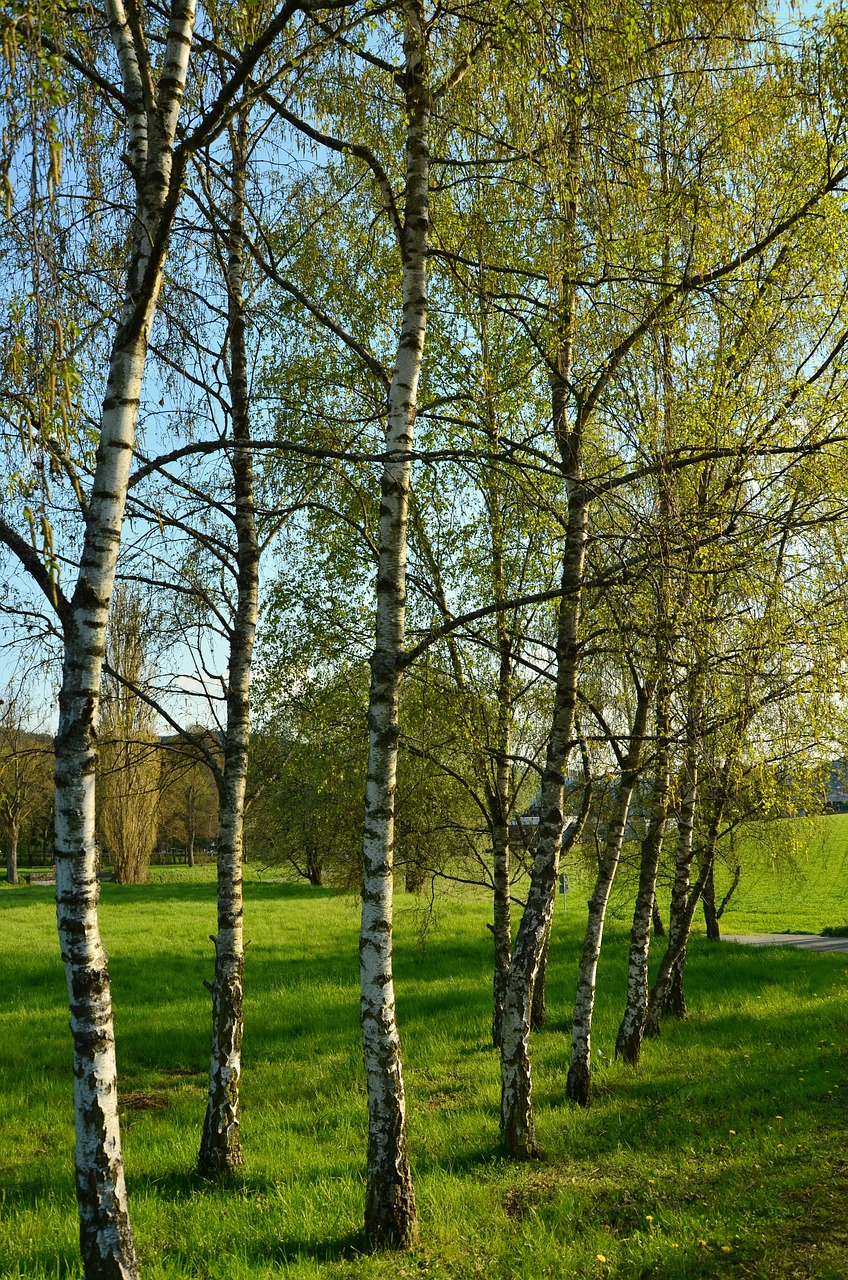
[714,813,848,935]
[2,821,848,1278]
[585,812,848,938]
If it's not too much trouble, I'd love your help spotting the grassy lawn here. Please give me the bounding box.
[1,821,848,1278]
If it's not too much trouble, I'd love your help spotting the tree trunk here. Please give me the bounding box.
[652,897,666,937]
[701,860,720,939]
[308,853,324,888]
[499,99,584,1156]
[500,476,588,1157]
[644,697,699,1038]
[7,820,19,885]
[643,811,722,1039]
[199,108,258,1178]
[187,827,196,869]
[716,864,741,923]
[566,681,653,1106]
[529,918,550,1031]
[360,4,428,1247]
[616,677,671,1065]
[491,741,512,1047]
[53,8,195,1270]
[55,253,151,1280]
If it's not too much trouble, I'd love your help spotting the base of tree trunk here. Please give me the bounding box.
[500,1049,544,1159]
[198,1126,244,1176]
[615,1015,644,1064]
[644,1004,661,1039]
[501,1119,544,1161]
[365,1178,418,1249]
[665,958,686,1019]
[199,958,245,1176]
[565,1057,592,1107]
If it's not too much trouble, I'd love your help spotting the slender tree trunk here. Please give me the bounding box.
[529,919,550,1031]
[53,8,195,1271]
[499,99,584,1156]
[7,820,19,884]
[643,689,700,1037]
[360,4,427,1247]
[500,476,587,1157]
[56,260,152,1280]
[616,677,671,1065]
[491,734,512,1046]
[644,807,723,1038]
[187,826,196,868]
[701,861,720,939]
[652,897,666,937]
[529,759,593,1038]
[199,109,258,1178]
[308,852,324,888]
[566,681,653,1106]
[716,864,741,923]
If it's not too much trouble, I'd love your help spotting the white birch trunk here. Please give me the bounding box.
[199,109,257,1177]
[490,659,512,1048]
[499,108,584,1153]
[499,471,587,1158]
[565,683,652,1106]
[645,726,700,1038]
[645,801,724,1037]
[616,676,672,1064]
[360,0,428,1248]
[54,5,194,1273]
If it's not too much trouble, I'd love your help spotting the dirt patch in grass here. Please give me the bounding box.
[501,1167,562,1220]
[121,1091,169,1111]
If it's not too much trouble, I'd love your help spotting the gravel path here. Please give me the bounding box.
[722,933,848,953]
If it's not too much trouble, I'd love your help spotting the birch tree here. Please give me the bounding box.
[0,0,352,1267]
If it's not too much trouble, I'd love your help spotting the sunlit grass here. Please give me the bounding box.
[2,826,848,1278]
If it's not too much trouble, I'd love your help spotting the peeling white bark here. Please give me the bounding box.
[199,111,255,1176]
[499,473,587,1159]
[54,5,195,1273]
[360,0,428,1248]
[616,679,671,1064]
[645,713,700,1038]
[566,683,653,1107]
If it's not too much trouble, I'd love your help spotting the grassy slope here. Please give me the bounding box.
[1,826,848,1279]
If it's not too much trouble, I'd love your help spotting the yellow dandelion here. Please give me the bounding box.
[699,1239,708,1247]
[596,1255,606,1264]
[722,1245,732,1253]
[647,1178,655,1184]
[775,1115,782,1119]
[729,1129,736,1135]
[670,1242,679,1248]
[777,1143,783,1148]
[645,1215,654,1223]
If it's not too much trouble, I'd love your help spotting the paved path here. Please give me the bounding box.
[723,933,848,953]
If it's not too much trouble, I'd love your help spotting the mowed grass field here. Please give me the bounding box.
[2,818,848,1279]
